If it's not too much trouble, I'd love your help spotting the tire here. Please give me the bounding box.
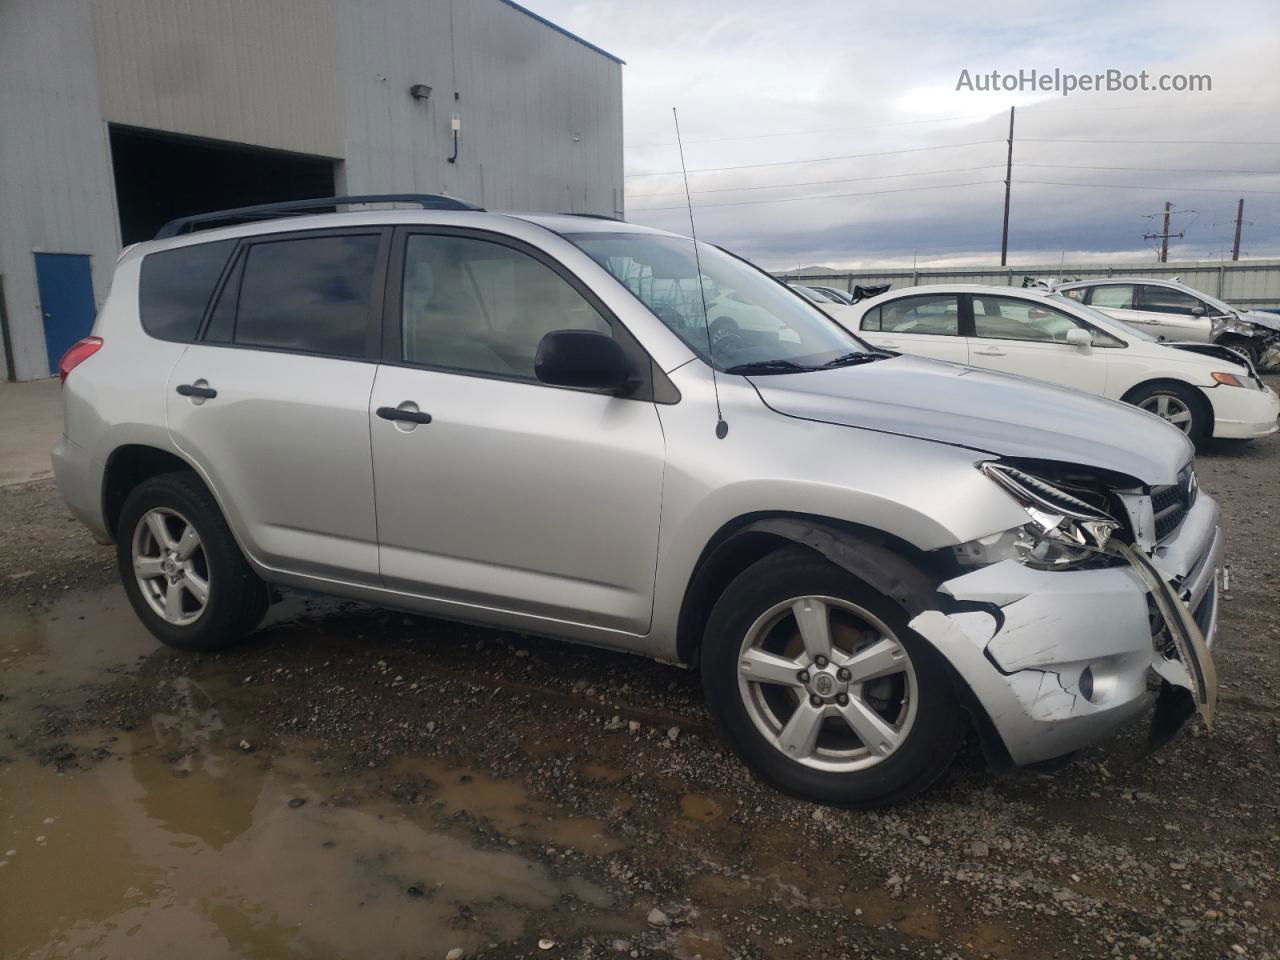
[701,546,966,808]
[116,471,269,651]
[1126,381,1209,443]
[1217,336,1260,370]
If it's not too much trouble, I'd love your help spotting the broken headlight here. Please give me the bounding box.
[952,463,1123,570]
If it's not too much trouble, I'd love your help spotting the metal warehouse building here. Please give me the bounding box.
[0,0,623,381]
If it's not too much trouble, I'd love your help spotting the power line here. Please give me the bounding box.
[1017,162,1280,176]
[626,164,1006,199]
[627,179,1003,213]
[1020,179,1280,195]
[627,113,999,149]
[624,161,1280,203]
[1020,137,1280,146]
[623,140,1004,179]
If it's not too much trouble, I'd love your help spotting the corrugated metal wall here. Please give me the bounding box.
[0,1,121,382]
[780,259,1280,308]
[90,0,346,158]
[0,0,623,380]
[334,0,623,216]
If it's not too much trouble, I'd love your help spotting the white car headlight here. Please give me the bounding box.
[952,463,1123,571]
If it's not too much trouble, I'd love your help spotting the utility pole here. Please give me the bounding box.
[1232,198,1244,261]
[1143,201,1185,263]
[1159,201,1171,263]
[1000,105,1014,267]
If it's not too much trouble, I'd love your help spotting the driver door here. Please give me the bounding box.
[966,294,1108,394]
[368,228,666,635]
[1134,285,1214,342]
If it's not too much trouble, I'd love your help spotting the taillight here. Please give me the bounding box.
[58,337,103,383]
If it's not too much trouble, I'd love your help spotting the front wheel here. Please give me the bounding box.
[1217,336,1260,370]
[117,472,269,651]
[701,547,967,807]
[1127,381,1209,442]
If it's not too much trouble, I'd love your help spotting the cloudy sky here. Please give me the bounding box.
[527,0,1280,271]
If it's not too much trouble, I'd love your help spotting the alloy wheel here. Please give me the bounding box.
[131,508,210,626]
[736,595,918,772]
[1138,393,1193,433]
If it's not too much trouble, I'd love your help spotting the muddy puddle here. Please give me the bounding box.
[0,587,633,958]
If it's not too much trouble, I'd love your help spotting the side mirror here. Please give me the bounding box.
[1191,305,1206,316]
[1065,328,1093,350]
[535,329,634,393]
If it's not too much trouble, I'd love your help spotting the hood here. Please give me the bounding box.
[750,354,1193,486]
[1165,340,1257,374]
[1240,310,1280,333]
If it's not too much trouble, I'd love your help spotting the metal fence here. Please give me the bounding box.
[778,258,1280,309]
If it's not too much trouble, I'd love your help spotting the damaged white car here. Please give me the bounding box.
[1055,276,1280,371]
[54,201,1221,807]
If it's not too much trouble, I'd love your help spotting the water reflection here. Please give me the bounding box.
[0,589,625,958]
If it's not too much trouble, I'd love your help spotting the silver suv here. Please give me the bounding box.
[53,195,1221,806]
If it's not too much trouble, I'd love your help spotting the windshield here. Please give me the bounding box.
[1047,294,1157,342]
[568,232,870,373]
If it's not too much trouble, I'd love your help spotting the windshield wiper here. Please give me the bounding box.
[723,359,816,375]
[822,351,890,368]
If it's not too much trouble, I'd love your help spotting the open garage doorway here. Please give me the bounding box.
[109,126,337,244]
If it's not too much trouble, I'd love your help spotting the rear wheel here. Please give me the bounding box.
[701,547,966,807]
[117,472,269,651]
[1128,381,1208,443]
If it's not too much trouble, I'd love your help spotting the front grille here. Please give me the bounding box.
[1151,484,1187,540]
[1151,466,1197,542]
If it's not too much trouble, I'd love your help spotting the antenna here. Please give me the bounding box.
[673,107,728,440]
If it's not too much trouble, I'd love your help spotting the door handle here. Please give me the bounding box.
[176,383,217,399]
[972,347,1006,357]
[377,406,432,425]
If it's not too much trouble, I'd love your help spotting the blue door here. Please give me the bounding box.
[34,253,96,375]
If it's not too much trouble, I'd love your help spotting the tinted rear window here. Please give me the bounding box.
[138,240,235,341]
[230,234,379,358]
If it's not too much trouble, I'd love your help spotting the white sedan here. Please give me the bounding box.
[831,284,1279,442]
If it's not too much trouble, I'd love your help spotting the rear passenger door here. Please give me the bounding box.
[368,228,666,635]
[857,293,969,364]
[166,228,389,585]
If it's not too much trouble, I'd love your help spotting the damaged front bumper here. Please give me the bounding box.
[911,493,1222,766]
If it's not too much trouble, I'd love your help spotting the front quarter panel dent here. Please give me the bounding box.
[911,560,1161,766]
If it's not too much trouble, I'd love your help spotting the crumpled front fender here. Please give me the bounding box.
[909,527,1219,767]
[909,568,1155,767]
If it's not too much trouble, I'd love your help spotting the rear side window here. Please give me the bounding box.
[879,294,961,336]
[138,240,235,341]
[209,234,379,358]
[1089,284,1135,309]
[860,306,882,331]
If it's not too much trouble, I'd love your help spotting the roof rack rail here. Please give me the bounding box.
[154,194,484,240]
[557,212,625,221]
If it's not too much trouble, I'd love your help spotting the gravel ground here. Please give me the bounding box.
[2,384,1278,960]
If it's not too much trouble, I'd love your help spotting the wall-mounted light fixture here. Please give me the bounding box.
[409,84,432,102]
